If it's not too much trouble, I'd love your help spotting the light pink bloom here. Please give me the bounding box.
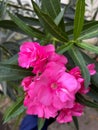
[57,103,84,123]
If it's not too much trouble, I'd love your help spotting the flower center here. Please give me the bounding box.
[51,83,57,89]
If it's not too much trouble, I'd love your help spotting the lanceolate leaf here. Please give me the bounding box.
[0,64,32,81]
[74,0,85,39]
[38,118,45,130]
[68,46,90,88]
[8,12,44,39]
[3,97,25,123]
[79,27,98,40]
[32,1,68,42]
[16,13,41,26]
[76,93,98,108]
[41,0,65,31]
[41,0,61,19]
[81,51,98,87]
[72,117,79,130]
[57,42,74,54]
[54,8,65,26]
[77,42,98,54]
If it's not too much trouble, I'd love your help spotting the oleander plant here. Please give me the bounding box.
[0,0,98,130]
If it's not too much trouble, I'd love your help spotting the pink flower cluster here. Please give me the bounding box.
[18,42,96,123]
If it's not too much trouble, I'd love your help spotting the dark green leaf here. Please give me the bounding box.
[3,97,25,123]
[32,1,68,42]
[0,64,32,81]
[16,13,41,26]
[0,20,25,33]
[72,116,79,130]
[81,52,98,87]
[76,93,98,108]
[38,118,45,130]
[9,12,45,39]
[54,8,65,25]
[74,0,85,39]
[57,42,73,54]
[77,42,98,54]
[41,0,61,19]
[78,21,98,40]
[3,54,18,64]
[68,46,90,88]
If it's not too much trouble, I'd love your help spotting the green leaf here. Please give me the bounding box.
[0,20,24,33]
[54,8,65,26]
[38,118,45,130]
[32,1,68,42]
[76,93,98,108]
[3,97,25,123]
[57,42,73,54]
[81,51,98,87]
[74,0,85,39]
[16,13,41,26]
[0,64,32,81]
[77,42,98,54]
[41,0,61,19]
[3,54,18,64]
[8,12,45,39]
[72,116,79,130]
[68,21,98,38]
[68,46,90,88]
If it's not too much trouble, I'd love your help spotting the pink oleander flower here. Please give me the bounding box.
[57,102,84,123]
[87,63,96,75]
[69,63,96,94]
[21,76,33,91]
[22,62,80,118]
[18,42,68,74]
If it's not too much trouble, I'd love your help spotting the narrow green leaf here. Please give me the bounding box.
[41,0,61,19]
[57,42,73,54]
[0,64,32,81]
[81,51,98,87]
[76,93,98,108]
[3,97,25,123]
[38,118,45,130]
[8,12,45,39]
[0,20,25,33]
[54,8,65,25]
[72,116,79,130]
[32,1,68,42]
[3,54,18,64]
[68,46,90,88]
[77,42,98,54]
[41,0,65,31]
[74,0,85,39]
[79,28,98,40]
[16,13,41,26]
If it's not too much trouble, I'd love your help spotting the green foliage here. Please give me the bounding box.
[3,96,25,123]
[74,0,85,39]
